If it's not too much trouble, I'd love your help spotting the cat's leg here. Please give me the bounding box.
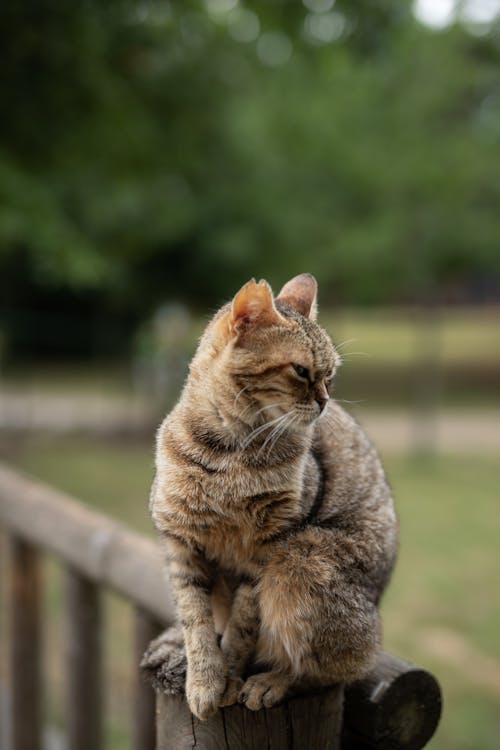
[218,581,260,706]
[225,582,293,711]
[240,526,380,710]
[163,533,226,720]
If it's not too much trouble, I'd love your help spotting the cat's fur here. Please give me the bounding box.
[149,274,397,720]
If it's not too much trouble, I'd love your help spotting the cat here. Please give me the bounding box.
[148,274,397,720]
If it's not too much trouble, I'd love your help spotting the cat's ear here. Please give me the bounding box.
[229,278,283,333]
[276,273,318,320]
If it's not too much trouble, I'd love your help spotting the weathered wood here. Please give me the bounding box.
[65,567,102,750]
[8,536,41,750]
[342,651,442,750]
[156,685,344,750]
[148,639,441,750]
[0,462,174,623]
[132,607,163,750]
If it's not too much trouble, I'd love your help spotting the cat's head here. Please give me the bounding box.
[192,274,340,434]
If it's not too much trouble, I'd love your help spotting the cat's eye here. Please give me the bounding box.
[292,363,310,380]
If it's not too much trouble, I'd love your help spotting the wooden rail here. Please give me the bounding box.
[0,462,171,750]
[0,463,175,621]
[0,462,442,750]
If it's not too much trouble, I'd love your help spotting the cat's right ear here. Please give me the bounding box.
[229,279,283,334]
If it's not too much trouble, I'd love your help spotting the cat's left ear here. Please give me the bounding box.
[276,273,318,321]
[229,278,284,334]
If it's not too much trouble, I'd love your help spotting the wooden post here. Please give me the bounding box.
[65,566,102,750]
[8,535,41,750]
[132,607,163,750]
[156,686,344,750]
[148,649,441,750]
[342,651,442,750]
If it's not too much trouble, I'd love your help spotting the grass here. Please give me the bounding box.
[1,435,499,749]
[382,454,500,750]
[321,306,500,366]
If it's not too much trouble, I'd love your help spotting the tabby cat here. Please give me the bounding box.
[149,274,397,720]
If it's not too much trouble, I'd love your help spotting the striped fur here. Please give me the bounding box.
[150,275,397,719]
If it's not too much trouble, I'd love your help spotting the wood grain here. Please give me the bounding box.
[156,685,344,750]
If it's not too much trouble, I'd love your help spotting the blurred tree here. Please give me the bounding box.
[0,0,499,355]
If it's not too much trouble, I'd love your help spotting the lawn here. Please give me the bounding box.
[1,434,499,750]
[322,306,500,366]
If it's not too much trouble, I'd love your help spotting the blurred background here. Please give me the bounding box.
[0,0,499,748]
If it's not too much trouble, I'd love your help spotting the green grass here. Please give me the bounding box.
[1,436,499,749]
[382,454,500,750]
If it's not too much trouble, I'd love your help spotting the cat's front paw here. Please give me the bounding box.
[186,659,227,720]
[238,671,291,711]
[219,675,244,707]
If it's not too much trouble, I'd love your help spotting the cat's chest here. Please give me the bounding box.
[160,449,319,568]
[200,489,298,566]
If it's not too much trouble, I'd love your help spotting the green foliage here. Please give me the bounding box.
[1,0,500,352]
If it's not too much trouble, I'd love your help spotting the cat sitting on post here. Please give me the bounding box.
[148,274,397,720]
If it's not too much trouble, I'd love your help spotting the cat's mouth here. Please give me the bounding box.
[293,402,324,425]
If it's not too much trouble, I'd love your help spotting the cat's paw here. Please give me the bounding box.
[238,671,291,711]
[186,660,227,720]
[219,675,244,707]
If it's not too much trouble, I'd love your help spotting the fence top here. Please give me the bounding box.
[0,462,174,623]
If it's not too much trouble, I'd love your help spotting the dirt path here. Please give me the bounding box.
[359,408,500,455]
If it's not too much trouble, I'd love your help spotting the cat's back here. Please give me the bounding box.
[312,402,394,524]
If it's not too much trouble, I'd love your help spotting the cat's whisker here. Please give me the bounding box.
[238,397,281,422]
[234,384,251,407]
[334,398,364,405]
[264,412,297,456]
[334,338,359,352]
[339,351,370,359]
[258,412,292,448]
[236,390,285,421]
[248,402,286,421]
[258,413,292,455]
[237,400,260,420]
[242,413,288,448]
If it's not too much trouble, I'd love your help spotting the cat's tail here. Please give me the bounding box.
[140,624,186,694]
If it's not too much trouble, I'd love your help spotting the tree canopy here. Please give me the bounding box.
[1,0,499,354]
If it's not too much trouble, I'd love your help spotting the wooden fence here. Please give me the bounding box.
[0,462,175,750]
[0,463,441,750]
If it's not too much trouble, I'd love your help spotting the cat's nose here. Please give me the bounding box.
[314,382,329,412]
